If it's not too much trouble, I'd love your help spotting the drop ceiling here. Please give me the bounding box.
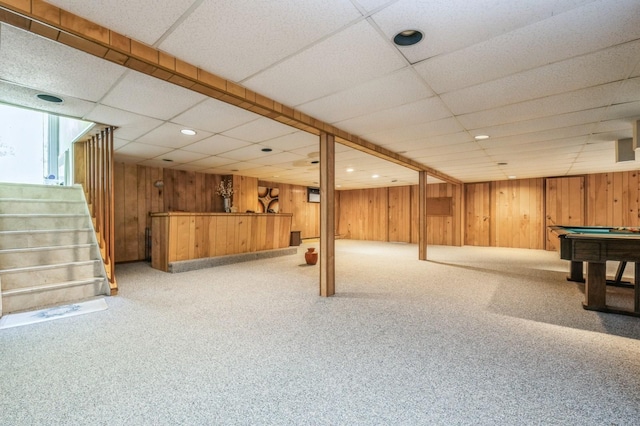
[1,0,639,189]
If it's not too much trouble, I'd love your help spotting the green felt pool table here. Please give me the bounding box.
[549,226,640,317]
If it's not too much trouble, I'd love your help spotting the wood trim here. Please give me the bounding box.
[0,0,460,185]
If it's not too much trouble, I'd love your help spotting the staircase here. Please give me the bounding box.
[0,182,109,317]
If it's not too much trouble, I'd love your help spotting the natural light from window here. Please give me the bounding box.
[0,103,93,185]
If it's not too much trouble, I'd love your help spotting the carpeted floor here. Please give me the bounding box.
[1,240,639,425]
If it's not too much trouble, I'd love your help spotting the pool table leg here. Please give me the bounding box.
[635,262,640,313]
[567,260,585,282]
[584,261,606,310]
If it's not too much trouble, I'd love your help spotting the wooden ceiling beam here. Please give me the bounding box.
[0,0,461,185]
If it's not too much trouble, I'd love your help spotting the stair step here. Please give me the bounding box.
[0,183,85,201]
[0,229,95,250]
[0,244,98,269]
[1,278,108,313]
[0,199,87,214]
[0,214,91,231]
[0,260,104,290]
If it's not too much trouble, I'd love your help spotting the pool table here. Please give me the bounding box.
[549,226,640,317]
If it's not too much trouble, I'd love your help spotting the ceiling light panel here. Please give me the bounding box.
[0,25,126,102]
[159,0,361,82]
[243,20,406,107]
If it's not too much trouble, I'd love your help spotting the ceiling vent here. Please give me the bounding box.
[615,138,635,162]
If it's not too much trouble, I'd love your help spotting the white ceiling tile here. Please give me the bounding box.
[221,117,297,143]
[135,122,213,148]
[0,81,96,118]
[262,132,318,152]
[116,142,172,158]
[442,41,640,115]
[218,145,283,162]
[0,25,126,102]
[46,0,195,45]
[171,98,261,133]
[186,156,236,169]
[87,105,163,141]
[159,0,362,82]
[414,0,640,93]
[243,20,407,106]
[335,96,453,136]
[297,68,433,123]
[382,132,472,152]
[262,152,308,168]
[457,81,624,129]
[154,150,210,163]
[371,0,594,62]
[181,135,252,156]
[101,71,207,120]
[365,117,464,144]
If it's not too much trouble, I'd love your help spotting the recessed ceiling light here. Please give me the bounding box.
[336,184,342,188]
[372,174,379,179]
[508,175,517,179]
[346,168,354,172]
[393,30,423,46]
[181,129,196,136]
[475,135,490,140]
[36,93,63,103]
[261,148,273,152]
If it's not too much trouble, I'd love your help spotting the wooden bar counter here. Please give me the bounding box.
[150,212,293,272]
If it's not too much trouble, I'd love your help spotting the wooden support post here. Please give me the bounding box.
[320,132,335,297]
[418,171,428,260]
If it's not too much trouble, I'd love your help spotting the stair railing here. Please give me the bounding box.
[83,126,117,295]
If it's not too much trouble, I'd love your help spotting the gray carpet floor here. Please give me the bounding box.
[1,240,639,425]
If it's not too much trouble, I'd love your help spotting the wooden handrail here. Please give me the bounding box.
[83,127,117,295]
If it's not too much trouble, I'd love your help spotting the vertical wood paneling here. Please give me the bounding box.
[587,171,640,227]
[388,186,411,242]
[545,176,585,250]
[465,182,490,246]
[490,178,544,249]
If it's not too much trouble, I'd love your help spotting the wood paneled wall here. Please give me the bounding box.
[587,171,640,227]
[259,181,320,239]
[117,163,640,262]
[465,179,544,249]
[337,183,462,246]
[114,163,321,262]
[545,176,585,250]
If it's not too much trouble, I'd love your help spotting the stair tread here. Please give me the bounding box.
[0,260,100,274]
[0,228,93,235]
[2,278,105,296]
[0,243,94,254]
[0,198,85,202]
[0,213,86,219]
